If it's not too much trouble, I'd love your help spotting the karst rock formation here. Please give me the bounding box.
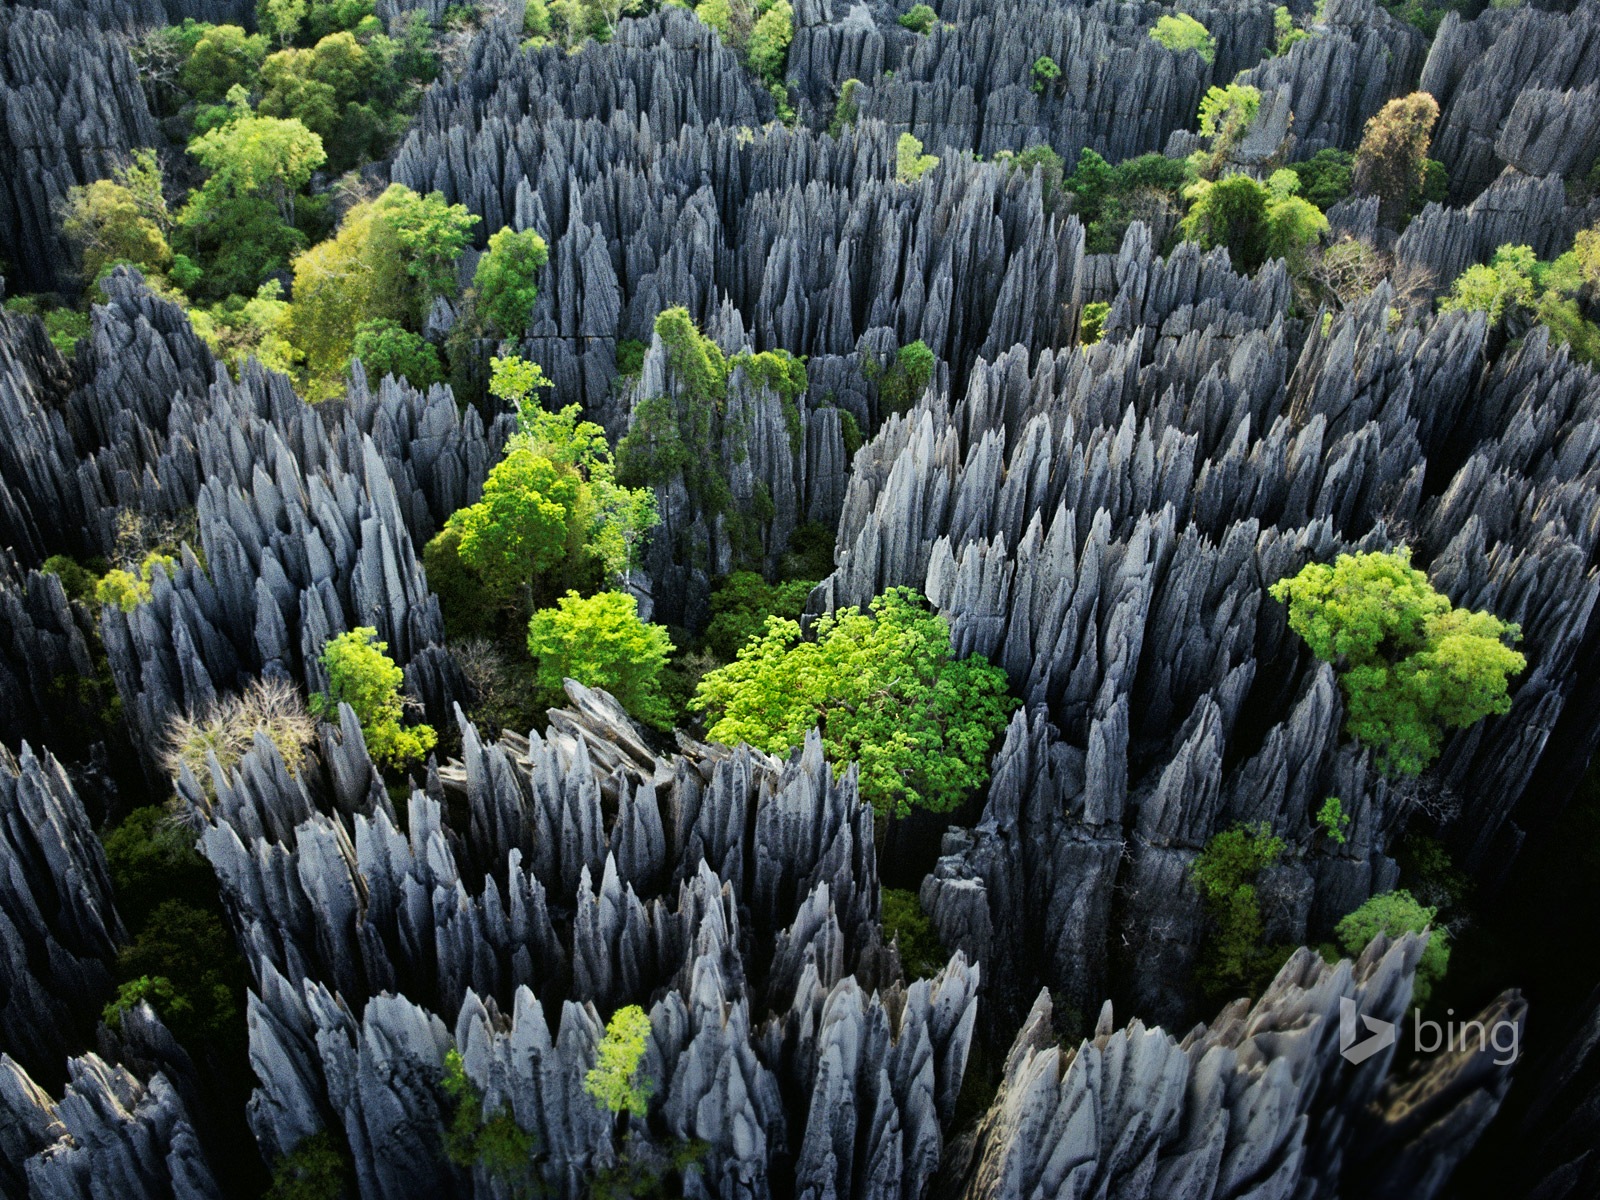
[3,0,1600,1195]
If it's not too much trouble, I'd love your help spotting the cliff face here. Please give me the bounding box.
[0,5,160,293]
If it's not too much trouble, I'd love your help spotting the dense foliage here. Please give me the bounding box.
[1270,550,1525,776]
[1191,822,1287,1000]
[691,588,1017,816]
[1439,225,1600,363]
[310,627,437,768]
[526,590,675,726]
[1148,12,1215,63]
[585,1005,655,1116]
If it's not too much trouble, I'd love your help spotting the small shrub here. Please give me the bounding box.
[836,408,863,456]
[41,554,98,603]
[895,132,939,184]
[310,627,438,768]
[1080,300,1110,346]
[264,1131,352,1200]
[614,337,647,376]
[1316,796,1350,845]
[1030,54,1060,94]
[828,78,861,137]
[898,3,936,33]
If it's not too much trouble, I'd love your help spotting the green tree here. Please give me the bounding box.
[1353,92,1440,228]
[1193,84,1261,179]
[1316,795,1351,845]
[1080,300,1110,346]
[895,132,939,184]
[192,279,302,375]
[257,31,398,172]
[1288,147,1355,211]
[828,78,861,137]
[1440,244,1538,326]
[899,3,936,33]
[186,98,326,225]
[489,353,554,410]
[691,588,1016,816]
[1269,549,1525,776]
[1336,889,1450,1006]
[374,184,480,308]
[176,97,325,296]
[111,899,243,1044]
[260,0,310,47]
[516,398,659,584]
[1030,54,1060,94]
[1181,170,1327,273]
[747,0,793,90]
[526,590,675,725]
[181,24,267,102]
[473,227,550,339]
[60,151,173,286]
[585,1005,654,1119]
[104,804,220,925]
[310,626,437,768]
[351,318,442,387]
[448,447,581,601]
[287,185,470,395]
[1191,822,1286,1000]
[288,198,409,394]
[704,570,816,660]
[877,338,936,415]
[881,888,946,978]
[1149,12,1215,63]
[441,1049,540,1196]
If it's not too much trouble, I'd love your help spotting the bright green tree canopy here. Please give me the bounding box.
[585,1005,654,1116]
[1150,12,1216,62]
[526,590,675,726]
[1336,889,1450,1006]
[310,626,437,767]
[1269,549,1525,775]
[473,226,550,338]
[691,587,1017,816]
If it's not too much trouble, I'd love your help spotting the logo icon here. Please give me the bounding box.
[1339,996,1396,1065]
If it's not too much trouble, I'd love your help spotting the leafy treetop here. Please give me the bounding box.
[310,626,437,768]
[585,1004,655,1117]
[1270,549,1525,776]
[1149,12,1216,63]
[526,590,675,727]
[1335,889,1450,1006]
[691,587,1017,816]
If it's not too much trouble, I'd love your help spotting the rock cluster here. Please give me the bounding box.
[195,683,978,1197]
[1422,1,1600,203]
[0,7,154,292]
[821,229,1600,1031]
